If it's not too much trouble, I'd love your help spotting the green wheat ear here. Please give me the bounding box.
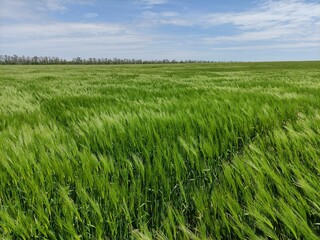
[0,62,319,239]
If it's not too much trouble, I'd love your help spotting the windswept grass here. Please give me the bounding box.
[0,62,319,239]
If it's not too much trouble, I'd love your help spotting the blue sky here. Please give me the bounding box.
[0,0,319,61]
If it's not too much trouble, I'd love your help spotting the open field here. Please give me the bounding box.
[0,62,319,239]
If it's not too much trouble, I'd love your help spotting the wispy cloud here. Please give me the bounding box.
[210,42,320,51]
[0,0,94,20]
[201,0,320,45]
[139,0,320,54]
[133,0,168,9]
[42,0,66,11]
[141,11,190,26]
[0,22,128,38]
[0,21,158,59]
[134,0,167,5]
[0,0,41,20]
[84,12,98,18]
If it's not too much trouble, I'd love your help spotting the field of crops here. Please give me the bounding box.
[0,62,319,239]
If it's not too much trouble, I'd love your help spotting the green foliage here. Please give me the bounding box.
[0,62,319,239]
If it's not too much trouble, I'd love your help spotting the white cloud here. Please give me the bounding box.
[42,0,66,11]
[0,0,41,20]
[141,0,320,49]
[0,0,94,20]
[201,0,320,30]
[0,23,128,38]
[0,22,158,59]
[135,0,167,5]
[85,12,98,18]
[209,42,320,51]
[141,11,192,26]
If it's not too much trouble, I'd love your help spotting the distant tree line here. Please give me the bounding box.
[0,55,219,65]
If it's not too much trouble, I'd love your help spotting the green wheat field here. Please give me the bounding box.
[0,62,319,239]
